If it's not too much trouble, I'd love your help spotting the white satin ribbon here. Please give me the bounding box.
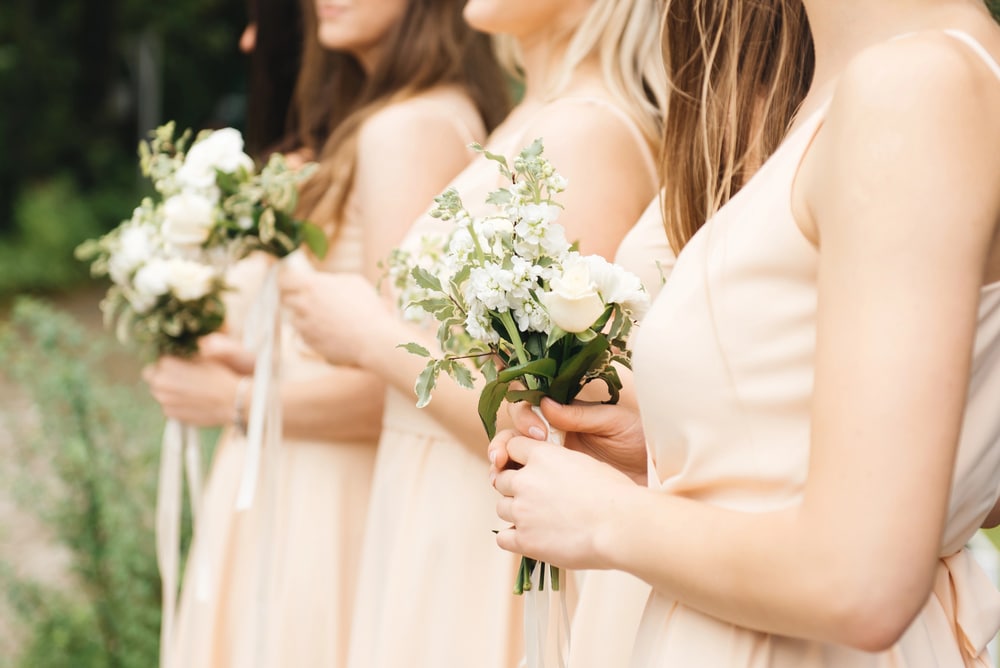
[235,264,282,511]
[156,418,202,668]
[521,407,572,668]
[231,260,284,667]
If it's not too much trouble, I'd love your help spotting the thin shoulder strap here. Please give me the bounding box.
[409,97,481,148]
[541,96,659,189]
[941,29,1000,81]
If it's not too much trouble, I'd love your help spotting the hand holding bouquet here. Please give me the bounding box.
[76,122,325,357]
[74,122,325,668]
[389,139,649,595]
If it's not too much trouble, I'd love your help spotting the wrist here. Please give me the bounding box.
[356,304,396,372]
[232,376,251,433]
[592,482,649,571]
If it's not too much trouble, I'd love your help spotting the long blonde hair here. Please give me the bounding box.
[659,0,813,252]
[504,0,667,149]
[293,0,512,234]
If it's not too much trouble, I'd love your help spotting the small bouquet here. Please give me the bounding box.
[75,122,324,668]
[389,140,649,597]
[76,122,325,357]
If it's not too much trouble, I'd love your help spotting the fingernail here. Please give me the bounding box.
[488,450,496,465]
[528,426,545,440]
[489,471,496,487]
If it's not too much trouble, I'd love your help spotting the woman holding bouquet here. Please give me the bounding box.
[489,0,1000,665]
[142,1,510,666]
[280,1,665,666]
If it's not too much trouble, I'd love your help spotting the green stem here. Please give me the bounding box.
[497,311,537,390]
[467,219,486,264]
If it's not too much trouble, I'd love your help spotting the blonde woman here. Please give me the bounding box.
[143,0,510,666]
[280,1,665,665]
[490,0,1000,665]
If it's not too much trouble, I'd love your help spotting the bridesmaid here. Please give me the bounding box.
[491,0,1000,666]
[142,0,510,666]
[280,1,666,666]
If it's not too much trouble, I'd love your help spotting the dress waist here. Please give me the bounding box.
[381,387,458,442]
[933,546,1000,665]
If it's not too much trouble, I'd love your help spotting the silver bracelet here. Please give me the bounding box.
[233,376,251,433]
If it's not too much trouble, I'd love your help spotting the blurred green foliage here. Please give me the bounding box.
[0,0,246,296]
[0,298,209,666]
[990,0,1000,22]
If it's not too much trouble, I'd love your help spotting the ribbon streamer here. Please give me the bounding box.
[156,418,202,668]
[235,263,282,511]
[521,407,572,668]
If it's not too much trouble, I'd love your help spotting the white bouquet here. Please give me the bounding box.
[75,122,324,668]
[76,122,325,357]
[389,139,649,596]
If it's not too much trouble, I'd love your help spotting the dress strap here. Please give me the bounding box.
[941,29,1000,82]
[536,96,659,189]
[407,97,482,148]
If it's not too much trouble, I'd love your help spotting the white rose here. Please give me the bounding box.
[162,191,216,246]
[541,260,606,333]
[107,224,157,284]
[176,128,254,189]
[582,255,649,318]
[165,258,217,302]
[133,258,171,299]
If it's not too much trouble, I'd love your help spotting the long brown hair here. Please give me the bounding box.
[291,0,512,233]
[659,0,813,252]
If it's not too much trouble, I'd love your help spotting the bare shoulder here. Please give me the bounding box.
[358,87,485,155]
[831,29,1000,140]
[520,96,651,165]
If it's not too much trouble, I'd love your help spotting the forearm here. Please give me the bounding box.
[600,487,928,651]
[246,368,385,443]
[358,316,499,454]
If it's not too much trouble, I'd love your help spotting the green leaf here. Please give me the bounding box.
[300,221,329,259]
[544,325,569,349]
[414,361,440,408]
[478,378,511,439]
[447,360,476,389]
[521,138,544,159]
[548,335,611,404]
[497,357,557,383]
[486,189,513,206]
[397,342,430,357]
[472,143,511,177]
[505,388,546,405]
[592,304,614,331]
[413,297,455,318]
[411,267,443,292]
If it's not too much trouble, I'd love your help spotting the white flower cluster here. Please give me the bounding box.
[103,199,226,315]
[79,123,317,355]
[397,139,649,349]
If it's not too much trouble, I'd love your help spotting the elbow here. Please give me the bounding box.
[821,572,928,652]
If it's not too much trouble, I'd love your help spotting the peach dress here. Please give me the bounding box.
[346,97,657,668]
[629,30,1000,667]
[165,196,378,667]
[567,200,675,668]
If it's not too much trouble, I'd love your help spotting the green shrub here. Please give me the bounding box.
[0,298,172,667]
[0,176,139,297]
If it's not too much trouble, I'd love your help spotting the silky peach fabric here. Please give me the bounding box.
[630,31,1000,668]
[165,192,378,668]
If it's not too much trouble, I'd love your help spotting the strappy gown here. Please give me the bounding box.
[567,200,674,668]
[346,96,657,668]
[629,30,1000,667]
[165,95,483,667]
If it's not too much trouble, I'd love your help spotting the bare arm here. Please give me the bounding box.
[355,101,659,448]
[495,36,1000,650]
